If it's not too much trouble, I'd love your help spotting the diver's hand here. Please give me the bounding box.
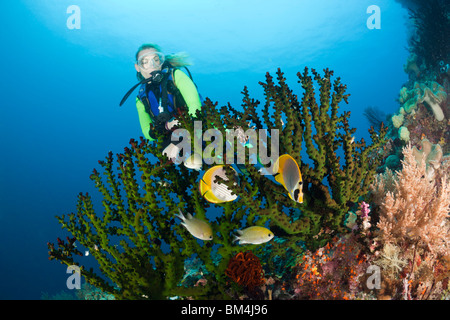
[154,112,172,133]
[162,143,181,161]
[165,119,180,131]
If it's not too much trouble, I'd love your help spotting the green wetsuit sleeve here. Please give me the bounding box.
[173,69,202,117]
[136,97,155,141]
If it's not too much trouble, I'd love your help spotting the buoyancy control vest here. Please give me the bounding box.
[120,62,189,118]
[119,62,201,144]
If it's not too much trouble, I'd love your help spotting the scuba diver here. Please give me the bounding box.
[120,44,259,174]
[120,44,202,160]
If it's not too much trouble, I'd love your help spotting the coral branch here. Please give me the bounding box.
[49,68,387,299]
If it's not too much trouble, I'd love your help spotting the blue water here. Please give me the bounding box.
[0,0,410,299]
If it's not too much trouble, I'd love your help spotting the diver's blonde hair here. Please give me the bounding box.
[135,43,192,80]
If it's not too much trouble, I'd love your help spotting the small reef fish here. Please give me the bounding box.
[199,165,238,204]
[176,208,213,241]
[273,154,303,203]
[156,181,170,187]
[233,226,274,245]
[184,153,202,171]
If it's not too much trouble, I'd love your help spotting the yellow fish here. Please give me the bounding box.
[176,208,213,241]
[199,165,238,204]
[233,226,274,245]
[273,154,303,203]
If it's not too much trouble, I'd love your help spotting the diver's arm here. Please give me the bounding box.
[173,69,202,116]
[136,97,155,141]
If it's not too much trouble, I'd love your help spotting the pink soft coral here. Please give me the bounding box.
[375,144,450,255]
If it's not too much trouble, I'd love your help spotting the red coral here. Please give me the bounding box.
[225,251,264,289]
[293,235,370,300]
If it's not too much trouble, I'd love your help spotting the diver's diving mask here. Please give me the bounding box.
[137,51,165,70]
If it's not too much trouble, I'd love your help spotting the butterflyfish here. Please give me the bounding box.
[176,208,213,241]
[273,154,303,203]
[199,165,238,204]
[233,226,274,245]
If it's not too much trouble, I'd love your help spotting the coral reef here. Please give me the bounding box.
[408,0,450,74]
[399,126,410,142]
[290,234,372,300]
[374,243,407,277]
[386,79,449,161]
[373,144,450,255]
[48,68,387,299]
[366,2,450,299]
[192,68,387,254]
[398,81,447,121]
[225,251,265,292]
[411,138,444,181]
[48,144,232,299]
[363,106,387,132]
[41,283,115,300]
[369,144,450,299]
[387,0,450,166]
[403,53,422,79]
[46,0,449,300]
